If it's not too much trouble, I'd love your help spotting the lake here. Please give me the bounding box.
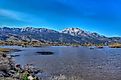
[1,46,121,80]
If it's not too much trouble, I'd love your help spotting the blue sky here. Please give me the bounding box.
[0,0,121,37]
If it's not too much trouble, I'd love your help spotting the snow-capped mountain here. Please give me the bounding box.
[20,27,58,33]
[61,28,85,36]
[0,27,121,44]
[61,28,105,38]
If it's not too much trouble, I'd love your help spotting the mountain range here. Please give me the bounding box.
[0,27,121,44]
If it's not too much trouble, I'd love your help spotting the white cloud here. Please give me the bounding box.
[0,8,46,24]
[0,9,24,21]
[0,9,39,22]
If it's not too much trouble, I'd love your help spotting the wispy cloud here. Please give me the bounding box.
[0,9,24,21]
[0,9,41,23]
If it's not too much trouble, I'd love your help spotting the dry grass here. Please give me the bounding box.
[0,77,16,80]
[109,43,121,48]
[0,48,11,53]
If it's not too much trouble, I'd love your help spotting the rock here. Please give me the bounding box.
[28,75,34,80]
[0,71,5,77]
[2,54,7,58]
[0,64,10,71]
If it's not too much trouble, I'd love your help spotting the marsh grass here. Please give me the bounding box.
[109,43,121,48]
[0,48,11,53]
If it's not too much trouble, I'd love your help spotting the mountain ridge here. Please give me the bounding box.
[0,27,121,44]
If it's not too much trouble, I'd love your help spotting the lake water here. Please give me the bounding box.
[1,46,121,80]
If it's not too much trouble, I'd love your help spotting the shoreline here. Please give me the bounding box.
[1,46,121,80]
[0,48,40,80]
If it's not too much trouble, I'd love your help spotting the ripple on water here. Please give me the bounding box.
[2,46,121,80]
